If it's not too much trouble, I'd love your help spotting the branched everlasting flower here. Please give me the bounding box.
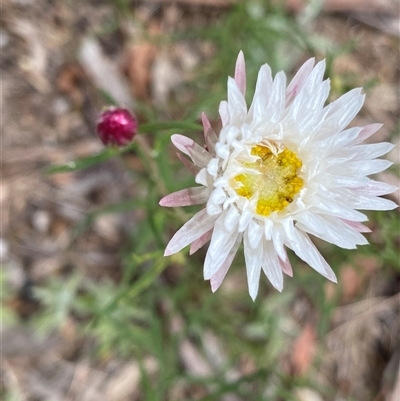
[160,52,397,300]
[97,107,138,146]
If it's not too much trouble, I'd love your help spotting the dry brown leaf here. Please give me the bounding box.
[354,255,380,275]
[57,64,87,107]
[340,265,362,302]
[324,281,337,302]
[291,324,317,376]
[124,42,158,100]
[78,37,135,108]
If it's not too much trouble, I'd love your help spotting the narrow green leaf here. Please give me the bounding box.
[139,121,202,134]
[46,148,118,174]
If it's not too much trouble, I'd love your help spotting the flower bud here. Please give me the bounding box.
[96,107,138,146]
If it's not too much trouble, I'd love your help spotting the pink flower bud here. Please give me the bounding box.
[96,107,138,146]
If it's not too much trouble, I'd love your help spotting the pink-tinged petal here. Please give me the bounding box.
[279,252,293,277]
[160,187,208,207]
[201,112,211,133]
[234,50,246,96]
[202,112,218,153]
[210,233,243,292]
[341,219,372,233]
[171,134,212,167]
[353,123,383,144]
[190,230,212,255]
[176,153,201,175]
[285,58,315,106]
[164,209,217,256]
[171,133,193,155]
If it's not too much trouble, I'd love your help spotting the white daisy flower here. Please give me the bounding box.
[160,51,397,300]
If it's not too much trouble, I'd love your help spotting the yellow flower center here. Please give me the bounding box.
[232,145,304,216]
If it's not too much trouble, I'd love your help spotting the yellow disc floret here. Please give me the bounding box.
[232,145,304,217]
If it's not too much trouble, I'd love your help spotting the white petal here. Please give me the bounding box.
[215,142,230,160]
[227,77,247,126]
[164,209,217,256]
[209,187,226,205]
[334,190,398,210]
[335,142,395,161]
[264,218,273,240]
[261,240,284,292]
[207,158,219,177]
[238,207,253,232]
[310,198,368,222]
[297,80,331,134]
[248,64,273,127]
[322,173,370,189]
[206,202,222,216]
[271,224,286,261]
[322,88,365,133]
[195,168,208,186]
[204,213,240,280]
[219,100,230,126]
[313,127,361,152]
[328,159,393,177]
[265,71,286,124]
[210,233,243,292]
[224,206,241,231]
[244,229,263,300]
[247,219,263,249]
[305,59,326,91]
[352,180,398,196]
[295,211,368,249]
[285,60,327,123]
[283,221,337,282]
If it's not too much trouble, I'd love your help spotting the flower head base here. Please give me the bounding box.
[160,51,397,300]
[232,145,304,216]
[97,107,138,146]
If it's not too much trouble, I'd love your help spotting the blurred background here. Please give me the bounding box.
[1,0,399,400]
